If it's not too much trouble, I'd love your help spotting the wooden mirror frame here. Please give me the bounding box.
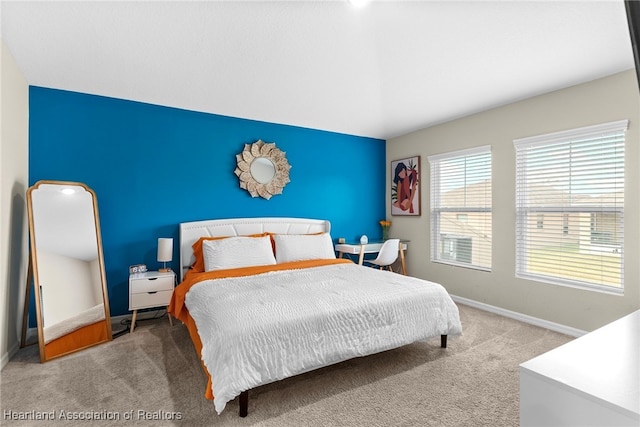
[234,140,291,199]
[23,180,112,362]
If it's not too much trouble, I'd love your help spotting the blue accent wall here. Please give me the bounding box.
[29,86,386,316]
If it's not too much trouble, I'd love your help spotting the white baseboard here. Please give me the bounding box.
[450,295,586,338]
[1,341,20,371]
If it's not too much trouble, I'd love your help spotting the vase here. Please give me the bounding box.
[382,228,389,241]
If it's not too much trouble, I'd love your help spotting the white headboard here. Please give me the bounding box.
[178,217,331,280]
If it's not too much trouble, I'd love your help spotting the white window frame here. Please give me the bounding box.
[514,120,627,294]
[429,145,492,271]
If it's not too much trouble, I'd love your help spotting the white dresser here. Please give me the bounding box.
[520,310,639,426]
[128,270,175,332]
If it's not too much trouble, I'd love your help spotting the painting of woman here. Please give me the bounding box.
[391,156,420,216]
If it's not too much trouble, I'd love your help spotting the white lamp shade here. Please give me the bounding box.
[157,238,173,263]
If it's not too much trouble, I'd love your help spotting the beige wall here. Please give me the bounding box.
[387,69,640,332]
[37,250,103,327]
[0,39,29,368]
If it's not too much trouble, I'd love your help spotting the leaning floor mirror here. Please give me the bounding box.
[24,180,112,362]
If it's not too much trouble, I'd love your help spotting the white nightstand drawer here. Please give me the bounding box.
[130,290,173,309]
[128,270,176,332]
[130,274,174,294]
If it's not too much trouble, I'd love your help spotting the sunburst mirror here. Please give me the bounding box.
[234,140,291,199]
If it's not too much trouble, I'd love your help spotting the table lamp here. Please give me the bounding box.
[157,238,173,272]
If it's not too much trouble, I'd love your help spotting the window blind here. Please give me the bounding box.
[429,146,492,271]
[514,120,627,292]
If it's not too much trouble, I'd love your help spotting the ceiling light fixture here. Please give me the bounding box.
[60,188,75,195]
[348,0,371,8]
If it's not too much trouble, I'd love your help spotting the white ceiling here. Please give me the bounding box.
[0,1,635,140]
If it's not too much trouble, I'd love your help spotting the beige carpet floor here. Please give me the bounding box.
[0,304,572,426]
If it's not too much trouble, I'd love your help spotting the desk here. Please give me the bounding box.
[335,241,408,275]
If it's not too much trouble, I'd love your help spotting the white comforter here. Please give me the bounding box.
[185,263,462,414]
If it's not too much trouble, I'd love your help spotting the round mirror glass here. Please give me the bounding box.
[251,157,276,184]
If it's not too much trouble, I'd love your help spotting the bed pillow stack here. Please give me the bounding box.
[202,235,276,272]
[192,232,337,272]
[190,233,268,273]
[272,233,336,263]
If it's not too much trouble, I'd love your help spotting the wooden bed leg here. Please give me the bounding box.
[441,335,447,348]
[239,390,249,417]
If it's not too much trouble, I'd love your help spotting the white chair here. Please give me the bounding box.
[365,239,400,272]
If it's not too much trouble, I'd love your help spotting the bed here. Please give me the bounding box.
[168,217,462,417]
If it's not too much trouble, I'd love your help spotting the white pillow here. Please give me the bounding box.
[202,236,276,271]
[273,233,336,263]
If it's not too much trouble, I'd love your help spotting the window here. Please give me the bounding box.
[514,120,627,292]
[441,236,472,264]
[429,146,492,271]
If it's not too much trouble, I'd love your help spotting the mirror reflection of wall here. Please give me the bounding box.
[25,181,112,362]
[251,157,276,184]
[37,251,104,339]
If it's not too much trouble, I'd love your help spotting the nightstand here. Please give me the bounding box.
[129,270,175,333]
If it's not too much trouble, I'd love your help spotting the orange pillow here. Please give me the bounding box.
[190,233,269,273]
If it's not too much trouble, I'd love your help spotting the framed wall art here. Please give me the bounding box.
[391,156,420,216]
